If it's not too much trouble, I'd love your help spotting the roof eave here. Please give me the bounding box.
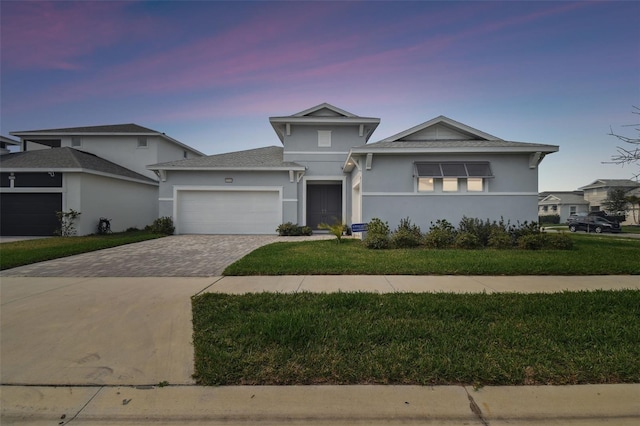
[349,145,559,155]
[147,166,306,172]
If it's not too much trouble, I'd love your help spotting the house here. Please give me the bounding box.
[148,103,559,235]
[1,124,204,236]
[1,136,20,155]
[578,179,640,225]
[538,191,589,223]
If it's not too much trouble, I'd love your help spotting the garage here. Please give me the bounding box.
[176,188,281,234]
[1,193,62,236]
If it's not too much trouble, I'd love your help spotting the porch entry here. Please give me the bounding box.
[306,182,342,230]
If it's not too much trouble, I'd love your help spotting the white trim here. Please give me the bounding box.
[159,197,173,201]
[284,151,349,155]
[351,146,558,154]
[172,185,283,235]
[148,166,305,172]
[1,168,158,186]
[283,198,298,202]
[0,188,64,193]
[302,176,347,226]
[362,191,539,197]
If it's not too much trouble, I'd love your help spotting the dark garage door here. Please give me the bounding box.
[1,193,62,236]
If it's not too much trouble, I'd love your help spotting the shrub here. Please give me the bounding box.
[391,217,422,248]
[517,233,546,250]
[544,233,574,250]
[149,216,175,235]
[453,232,482,249]
[488,229,513,249]
[276,222,312,236]
[423,219,456,249]
[54,209,81,237]
[458,217,495,247]
[539,214,560,225]
[363,218,391,249]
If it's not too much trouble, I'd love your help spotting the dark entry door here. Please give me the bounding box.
[0,193,62,236]
[307,184,342,229]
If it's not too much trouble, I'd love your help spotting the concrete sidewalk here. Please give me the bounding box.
[2,383,639,425]
[2,275,639,425]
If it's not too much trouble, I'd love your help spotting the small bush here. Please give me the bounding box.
[318,221,345,243]
[423,219,456,249]
[454,232,482,249]
[149,217,175,235]
[363,218,391,249]
[276,222,312,236]
[391,217,422,248]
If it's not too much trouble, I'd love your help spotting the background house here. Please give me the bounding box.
[149,103,558,235]
[539,179,640,225]
[1,124,204,236]
[538,191,589,223]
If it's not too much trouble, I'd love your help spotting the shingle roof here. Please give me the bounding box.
[539,192,588,205]
[148,146,304,170]
[11,123,159,135]
[0,147,157,183]
[579,179,640,190]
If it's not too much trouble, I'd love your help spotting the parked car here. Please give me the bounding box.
[568,216,621,233]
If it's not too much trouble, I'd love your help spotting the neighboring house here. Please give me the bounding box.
[148,103,559,235]
[538,191,589,223]
[579,179,640,213]
[1,124,204,236]
[1,136,20,155]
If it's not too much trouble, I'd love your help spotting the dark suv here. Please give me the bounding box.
[568,216,621,233]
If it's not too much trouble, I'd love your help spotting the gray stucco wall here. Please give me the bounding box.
[354,152,540,231]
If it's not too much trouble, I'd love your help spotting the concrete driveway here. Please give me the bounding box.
[0,234,328,386]
[1,235,281,277]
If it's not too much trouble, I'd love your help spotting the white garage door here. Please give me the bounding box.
[177,189,281,234]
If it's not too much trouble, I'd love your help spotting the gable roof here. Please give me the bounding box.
[343,115,559,172]
[579,179,640,190]
[148,146,304,171]
[10,124,205,156]
[269,103,380,143]
[0,147,157,184]
[539,192,588,205]
[380,115,502,142]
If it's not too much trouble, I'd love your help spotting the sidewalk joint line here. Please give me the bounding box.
[64,385,104,425]
[296,276,307,293]
[194,277,225,296]
[383,276,397,292]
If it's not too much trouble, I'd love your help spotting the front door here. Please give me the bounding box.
[307,183,342,229]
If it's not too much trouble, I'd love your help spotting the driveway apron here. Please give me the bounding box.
[1,235,279,277]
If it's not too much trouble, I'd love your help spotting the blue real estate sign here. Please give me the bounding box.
[351,223,368,233]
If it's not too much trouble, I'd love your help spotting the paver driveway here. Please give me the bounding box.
[1,235,281,277]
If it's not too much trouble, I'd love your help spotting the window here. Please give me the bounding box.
[415,162,492,193]
[71,137,81,147]
[543,206,548,212]
[570,206,577,214]
[418,177,434,192]
[183,150,188,159]
[443,178,458,192]
[551,205,557,211]
[137,137,148,148]
[467,178,483,192]
[318,130,331,147]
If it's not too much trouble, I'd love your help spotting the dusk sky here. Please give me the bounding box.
[1,0,638,191]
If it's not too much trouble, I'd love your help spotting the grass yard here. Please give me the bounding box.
[0,231,165,270]
[192,290,640,386]
[224,234,640,276]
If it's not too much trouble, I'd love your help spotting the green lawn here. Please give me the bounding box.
[224,234,640,276]
[192,290,640,386]
[0,232,165,270]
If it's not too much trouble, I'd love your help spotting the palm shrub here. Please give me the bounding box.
[423,219,457,249]
[318,221,345,243]
[363,218,391,249]
[391,217,422,248]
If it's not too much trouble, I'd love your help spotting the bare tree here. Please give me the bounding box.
[604,106,640,180]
